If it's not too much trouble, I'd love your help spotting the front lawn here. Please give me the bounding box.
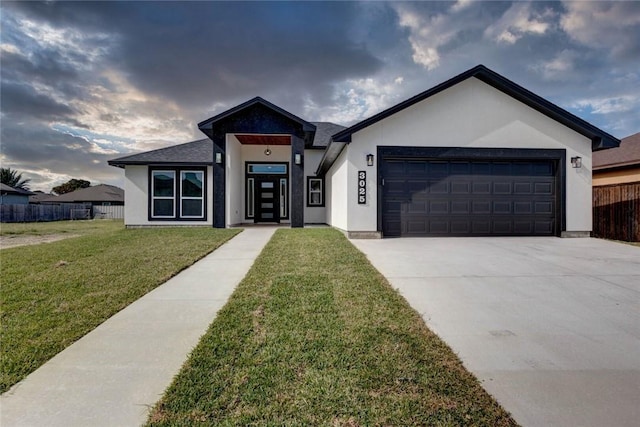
[149,229,517,426]
[0,222,240,393]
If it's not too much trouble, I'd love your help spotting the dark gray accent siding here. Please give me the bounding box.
[212,134,226,228]
[291,135,305,227]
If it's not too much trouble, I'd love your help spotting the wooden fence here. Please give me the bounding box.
[93,205,124,219]
[0,204,91,223]
[593,182,640,242]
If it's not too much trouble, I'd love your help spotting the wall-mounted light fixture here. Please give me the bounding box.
[215,152,222,164]
[366,153,374,167]
[264,147,272,156]
[571,156,582,168]
[294,153,302,165]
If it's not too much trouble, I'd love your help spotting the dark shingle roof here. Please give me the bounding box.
[29,191,56,204]
[108,139,213,167]
[310,122,347,148]
[593,132,640,170]
[40,184,124,203]
[0,183,33,195]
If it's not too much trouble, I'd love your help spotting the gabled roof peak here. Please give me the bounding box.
[331,64,619,152]
[197,96,316,133]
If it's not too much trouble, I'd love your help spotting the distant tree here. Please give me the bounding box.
[0,167,31,190]
[52,179,91,195]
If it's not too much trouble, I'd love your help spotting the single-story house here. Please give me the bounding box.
[109,65,619,237]
[593,132,640,186]
[39,184,124,206]
[29,191,57,204]
[0,183,33,205]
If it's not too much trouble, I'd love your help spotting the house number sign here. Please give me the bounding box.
[358,171,366,204]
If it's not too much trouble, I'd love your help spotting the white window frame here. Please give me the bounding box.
[151,170,176,218]
[180,170,205,219]
[307,177,323,207]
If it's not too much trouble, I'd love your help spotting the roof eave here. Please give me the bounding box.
[108,160,213,168]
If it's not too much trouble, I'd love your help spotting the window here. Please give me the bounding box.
[181,171,204,218]
[307,177,324,207]
[248,164,287,174]
[280,178,287,217]
[247,178,255,218]
[150,168,206,220]
[152,171,175,218]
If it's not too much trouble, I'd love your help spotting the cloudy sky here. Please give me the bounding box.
[1,1,639,191]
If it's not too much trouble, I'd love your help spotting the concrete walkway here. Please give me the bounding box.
[1,227,276,427]
[351,237,640,427]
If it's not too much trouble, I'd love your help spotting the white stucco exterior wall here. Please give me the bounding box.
[325,148,349,231]
[330,77,593,234]
[123,165,214,226]
[226,135,243,226]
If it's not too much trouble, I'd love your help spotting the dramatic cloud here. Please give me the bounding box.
[484,2,553,44]
[561,1,640,60]
[0,1,638,191]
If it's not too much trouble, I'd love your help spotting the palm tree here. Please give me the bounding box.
[0,167,31,191]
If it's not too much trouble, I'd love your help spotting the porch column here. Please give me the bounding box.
[212,133,226,228]
[291,134,304,227]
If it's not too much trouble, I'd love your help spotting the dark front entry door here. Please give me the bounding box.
[255,177,280,223]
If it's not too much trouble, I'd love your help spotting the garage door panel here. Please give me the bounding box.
[493,220,513,234]
[451,181,471,193]
[428,201,449,214]
[514,221,534,234]
[451,221,471,234]
[408,201,427,213]
[493,182,512,194]
[514,182,533,194]
[451,200,470,214]
[472,201,491,214]
[514,201,533,214]
[472,162,492,174]
[472,182,491,194]
[493,201,512,214]
[535,220,555,234]
[534,182,553,195]
[534,201,553,214]
[382,158,558,237]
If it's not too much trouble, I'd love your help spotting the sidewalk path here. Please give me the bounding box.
[1,227,276,427]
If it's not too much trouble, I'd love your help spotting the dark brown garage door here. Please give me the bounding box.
[381,158,558,237]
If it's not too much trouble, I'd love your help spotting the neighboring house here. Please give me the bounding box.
[29,191,57,204]
[0,183,33,205]
[39,184,124,206]
[109,65,619,238]
[593,132,640,186]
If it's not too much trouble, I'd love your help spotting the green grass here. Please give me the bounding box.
[148,229,517,426]
[0,219,123,236]
[0,222,240,393]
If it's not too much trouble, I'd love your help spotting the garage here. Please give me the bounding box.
[380,148,563,237]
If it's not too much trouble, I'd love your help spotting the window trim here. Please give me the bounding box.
[245,162,289,220]
[148,167,207,221]
[306,176,325,207]
[151,170,176,219]
[180,170,205,219]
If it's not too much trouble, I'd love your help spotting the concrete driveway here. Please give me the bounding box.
[351,237,640,427]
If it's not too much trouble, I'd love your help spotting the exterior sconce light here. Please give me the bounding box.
[571,156,582,168]
[264,147,272,156]
[295,153,302,165]
[366,153,374,167]
[215,152,222,164]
